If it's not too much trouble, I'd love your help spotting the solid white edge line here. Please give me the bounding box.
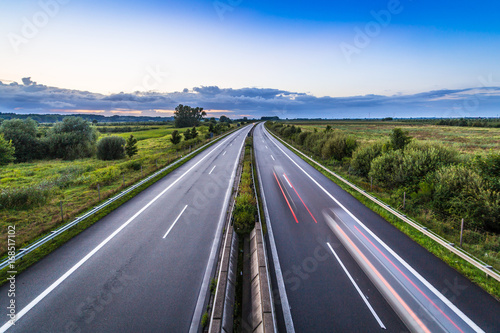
[256,124,296,333]
[209,165,216,175]
[327,242,386,329]
[263,126,485,333]
[189,127,250,333]
[163,205,188,239]
[0,131,237,333]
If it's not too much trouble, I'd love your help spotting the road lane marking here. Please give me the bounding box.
[327,242,386,330]
[274,171,299,223]
[263,125,484,333]
[223,151,227,156]
[354,225,464,333]
[283,174,318,224]
[190,127,251,332]
[282,174,292,188]
[209,165,216,175]
[163,205,188,239]
[0,130,239,333]
[331,222,430,333]
[255,142,295,332]
[266,145,268,149]
[270,155,275,161]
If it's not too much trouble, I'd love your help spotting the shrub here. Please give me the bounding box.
[0,134,15,165]
[125,135,138,157]
[350,141,384,178]
[295,131,309,146]
[390,128,412,150]
[170,130,182,144]
[400,141,458,186]
[369,150,405,188]
[431,165,498,232]
[48,117,98,160]
[321,133,358,161]
[96,136,126,160]
[0,118,40,162]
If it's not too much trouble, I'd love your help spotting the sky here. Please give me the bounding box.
[1,0,500,119]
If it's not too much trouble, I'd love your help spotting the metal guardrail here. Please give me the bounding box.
[0,129,239,271]
[266,126,500,283]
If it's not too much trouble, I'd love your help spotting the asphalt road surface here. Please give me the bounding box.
[254,122,500,333]
[0,125,251,333]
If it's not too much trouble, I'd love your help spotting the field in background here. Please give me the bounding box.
[0,123,224,256]
[295,120,500,153]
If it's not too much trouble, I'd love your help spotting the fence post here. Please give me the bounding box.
[155,159,158,167]
[98,184,101,201]
[122,174,125,187]
[370,176,373,191]
[141,165,143,177]
[460,218,464,247]
[60,201,64,222]
[403,191,406,209]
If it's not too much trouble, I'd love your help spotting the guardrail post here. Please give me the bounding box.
[460,218,464,247]
[60,201,63,222]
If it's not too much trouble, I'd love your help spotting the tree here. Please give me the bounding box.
[47,117,98,160]
[0,134,15,165]
[125,135,138,157]
[219,115,231,123]
[390,128,412,150]
[0,118,40,162]
[96,136,126,160]
[174,104,206,128]
[183,128,193,140]
[190,127,198,139]
[170,130,182,144]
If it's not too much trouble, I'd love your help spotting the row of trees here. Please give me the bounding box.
[268,122,500,233]
[0,117,138,164]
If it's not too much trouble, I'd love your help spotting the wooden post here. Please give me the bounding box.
[122,174,125,187]
[98,184,101,201]
[403,191,406,209]
[460,218,465,247]
[155,159,158,167]
[370,176,373,191]
[60,201,63,222]
[141,165,143,177]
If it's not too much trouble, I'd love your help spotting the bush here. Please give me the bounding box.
[321,133,358,161]
[390,128,412,150]
[0,134,15,165]
[350,141,384,178]
[96,136,126,160]
[0,118,40,162]
[295,131,309,146]
[431,164,498,232]
[170,130,181,144]
[125,135,138,157]
[369,150,405,188]
[48,117,98,160]
[400,141,458,186]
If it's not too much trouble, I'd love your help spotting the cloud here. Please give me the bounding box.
[0,79,499,119]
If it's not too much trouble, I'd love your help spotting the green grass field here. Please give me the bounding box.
[295,121,500,153]
[0,124,215,256]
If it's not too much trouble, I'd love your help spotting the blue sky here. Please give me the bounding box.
[1,0,499,118]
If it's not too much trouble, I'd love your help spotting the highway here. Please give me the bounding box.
[254,123,500,332]
[0,125,251,333]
